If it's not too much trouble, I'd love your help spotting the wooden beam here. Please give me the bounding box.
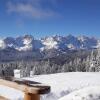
[0,77,50,100]
[0,78,50,94]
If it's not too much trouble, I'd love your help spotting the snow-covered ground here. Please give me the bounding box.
[59,86,100,100]
[0,72,100,100]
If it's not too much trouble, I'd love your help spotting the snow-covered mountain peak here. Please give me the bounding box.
[0,39,6,49]
[77,35,87,42]
[23,35,33,45]
[15,35,33,51]
[42,36,58,50]
[96,40,100,49]
[67,44,76,50]
[0,34,99,52]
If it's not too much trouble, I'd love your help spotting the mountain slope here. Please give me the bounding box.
[0,34,99,60]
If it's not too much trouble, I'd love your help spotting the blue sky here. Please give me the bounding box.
[0,0,100,38]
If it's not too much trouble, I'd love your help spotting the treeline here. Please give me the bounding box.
[0,49,99,77]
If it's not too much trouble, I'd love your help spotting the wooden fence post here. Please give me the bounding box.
[24,93,40,100]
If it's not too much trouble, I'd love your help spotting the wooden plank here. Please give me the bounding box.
[0,77,50,94]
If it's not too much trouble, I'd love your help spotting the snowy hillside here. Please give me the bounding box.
[0,72,100,100]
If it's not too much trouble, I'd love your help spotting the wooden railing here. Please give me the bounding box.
[0,77,50,100]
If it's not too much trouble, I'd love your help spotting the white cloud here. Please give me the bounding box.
[7,1,58,19]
